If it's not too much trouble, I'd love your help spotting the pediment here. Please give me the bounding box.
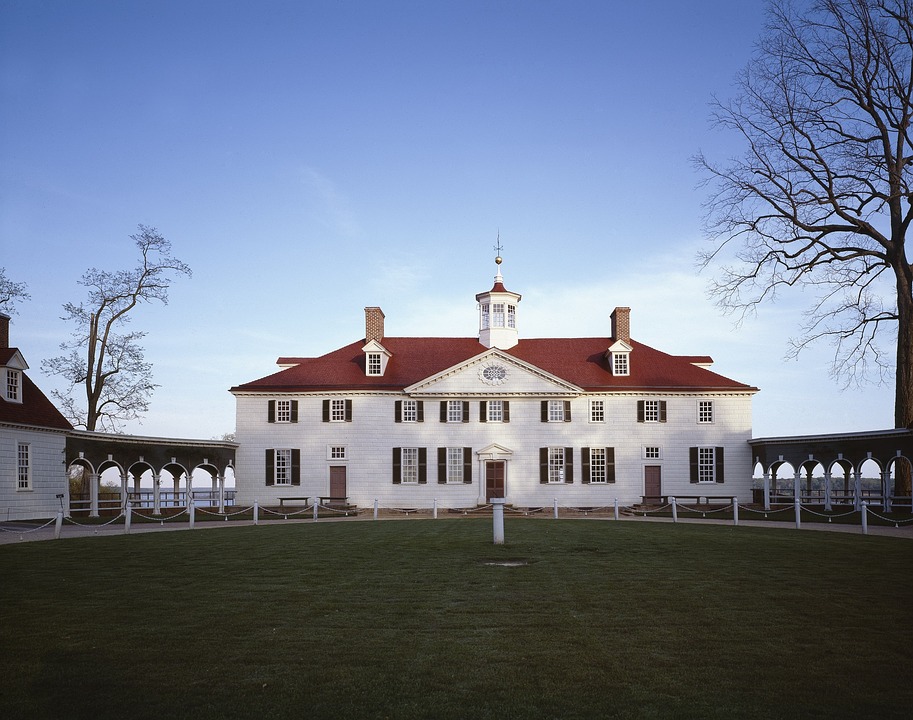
[477,443,513,459]
[404,349,582,397]
[2,349,28,370]
[608,339,632,353]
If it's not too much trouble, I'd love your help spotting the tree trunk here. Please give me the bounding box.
[894,263,913,495]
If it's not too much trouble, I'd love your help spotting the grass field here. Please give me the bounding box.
[1,519,911,719]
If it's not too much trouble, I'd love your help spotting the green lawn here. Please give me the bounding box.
[1,519,910,719]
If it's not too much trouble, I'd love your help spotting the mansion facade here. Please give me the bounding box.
[231,262,758,509]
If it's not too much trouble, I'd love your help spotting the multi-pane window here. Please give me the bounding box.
[330,399,346,422]
[590,400,605,423]
[507,304,516,328]
[613,353,629,376]
[330,446,346,460]
[488,400,503,422]
[274,449,292,485]
[698,447,716,483]
[548,447,566,483]
[401,448,419,484]
[367,353,382,376]
[644,400,659,422]
[589,447,607,483]
[447,400,464,423]
[644,446,661,460]
[402,399,417,423]
[6,369,21,402]
[447,447,464,483]
[17,443,30,490]
[276,399,291,423]
[481,303,490,329]
[698,400,714,423]
[548,400,565,422]
[492,303,505,327]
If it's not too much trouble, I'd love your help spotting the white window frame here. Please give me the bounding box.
[590,399,605,423]
[698,400,714,424]
[589,447,607,484]
[402,399,417,423]
[367,353,382,376]
[17,442,31,491]
[330,399,347,422]
[492,303,505,327]
[447,400,463,423]
[548,447,565,483]
[548,400,565,423]
[613,352,629,376]
[6,369,22,403]
[446,447,464,484]
[697,447,716,483]
[487,400,503,423]
[401,447,419,484]
[643,446,662,460]
[274,449,293,486]
[643,400,660,423]
[480,303,490,330]
[329,446,347,460]
[507,304,516,328]
[276,399,291,423]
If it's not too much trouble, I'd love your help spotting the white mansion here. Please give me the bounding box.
[231,261,757,509]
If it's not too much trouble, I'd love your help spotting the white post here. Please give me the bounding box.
[861,501,868,535]
[732,497,739,527]
[313,499,319,521]
[882,471,892,512]
[823,471,833,512]
[253,500,259,525]
[125,503,132,534]
[89,472,100,518]
[433,498,438,519]
[553,498,558,519]
[54,511,63,540]
[853,471,862,512]
[671,496,678,523]
[153,473,162,515]
[491,498,506,545]
[613,498,619,520]
[373,498,378,520]
[794,497,801,530]
[189,502,195,530]
[763,471,771,511]
[794,471,802,506]
[218,474,226,514]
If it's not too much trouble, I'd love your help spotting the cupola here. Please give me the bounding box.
[475,253,521,350]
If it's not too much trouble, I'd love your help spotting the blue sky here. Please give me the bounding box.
[0,0,896,440]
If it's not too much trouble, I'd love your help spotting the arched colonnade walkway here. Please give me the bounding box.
[749,429,913,512]
[65,430,237,517]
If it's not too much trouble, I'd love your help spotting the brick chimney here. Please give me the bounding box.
[0,312,9,349]
[365,307,385,343]
[611,307,630,343]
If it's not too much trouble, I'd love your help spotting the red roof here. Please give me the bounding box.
[231,336,756,393]
[0,349,73,430]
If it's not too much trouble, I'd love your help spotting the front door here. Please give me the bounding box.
[329,466,347,501]
[486,461,505,499]
[644,465,662,500]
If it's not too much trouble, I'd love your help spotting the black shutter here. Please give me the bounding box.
[581,447,591,484]
[716,447,725,483]
[416,401,424,422]
[563,401,571,422]
[418,448,427,484]
[265,449,275,486]
[290,400,298,423]
[607,447,616,483]
[291,449,301,486]
[637,400,645,423]
[268,400,276,424]
[395,400,402,423]
[689,447,699,484]
[659,401,667,423]
[565,447,574,483]
[541,401,548,422]
[440,401,448,422]
[463,447,472,484]
[539,447,549,483]
[503,401,510,423]
[392,448,402,484]
[322,400,330,422]
[462,401,469,423]
[345,399,353,422]
[480,401,487,422]
[437,447,447,484]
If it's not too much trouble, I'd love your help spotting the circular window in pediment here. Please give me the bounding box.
[480,363,508,386]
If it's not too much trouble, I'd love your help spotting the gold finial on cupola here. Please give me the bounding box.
[494,233,504,266]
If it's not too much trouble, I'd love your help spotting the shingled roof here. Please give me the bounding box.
[231,336,757,394]
[0,348,73,430]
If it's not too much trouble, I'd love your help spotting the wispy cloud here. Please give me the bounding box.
[298,167,361,239]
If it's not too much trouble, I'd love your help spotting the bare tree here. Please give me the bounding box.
[0,268,30,315]
[696,1,913,444]
[42,226,191,431]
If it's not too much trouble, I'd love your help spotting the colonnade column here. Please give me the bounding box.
[853,471,862,511]
[218,474,226,514]
[763,471,771,511]
[89,472,100,518]
[153,473,162,515]
[882,470,892,512]
[823,471,832,512]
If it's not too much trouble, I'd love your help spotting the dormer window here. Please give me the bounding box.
[607,339,632,377]
[362,340,391,377]
[613,352,629,376]
[367,353,382,376]
[5,369,21,403]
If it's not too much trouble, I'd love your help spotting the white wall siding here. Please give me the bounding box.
[0,426,68,521]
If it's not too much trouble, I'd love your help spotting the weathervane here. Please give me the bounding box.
[494,233,504,266]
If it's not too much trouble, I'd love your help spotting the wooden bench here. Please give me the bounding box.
[318,496,353,509]
[278,496,309,507]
